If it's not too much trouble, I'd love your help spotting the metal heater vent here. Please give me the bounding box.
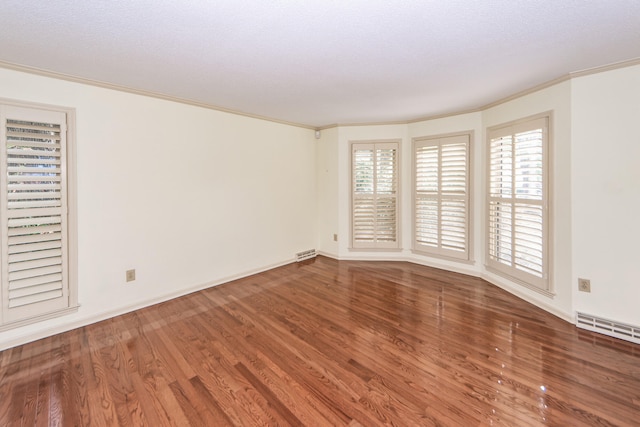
[295,249,316,262]
[576,312,640,345]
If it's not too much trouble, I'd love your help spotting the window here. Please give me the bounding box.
[0,100,77,329]
[413,133,470,260]
[487,115,550,292]
[351,141,399,249]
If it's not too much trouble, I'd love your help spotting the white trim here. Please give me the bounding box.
[405,255,480,278]
[0,253,576,351]
[412,131,472,261]
[482,271,572,323]
[326,251,573,323]
[0,257,295,351]
[0,304,79,332]
[486,112,552,292]
[410,249,475,265]
[2,57,639,131]
[316,250,339,259]
[337,253,406,262]
[0,99,78,327]
[0,61,315,130]
[350,139,401,249]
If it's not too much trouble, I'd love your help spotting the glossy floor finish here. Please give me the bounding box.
[1,257,639,426]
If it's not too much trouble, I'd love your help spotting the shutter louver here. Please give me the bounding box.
[353,148,375,243]
[352,142,398,249]
[487,117,548,290]
[2,108,69,323]
[415,145,438,248]
[414,135,469,260]
[375,148,397,243]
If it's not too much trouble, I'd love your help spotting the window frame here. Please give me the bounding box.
[0,98,78,330]
[412,131,473,261]
[485,112,552,294]
[350,139,401,250]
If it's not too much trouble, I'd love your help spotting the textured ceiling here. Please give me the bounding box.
[1,0,640,128]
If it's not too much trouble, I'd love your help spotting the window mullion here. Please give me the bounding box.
[510,134,517,267]
[437,144,442,250]
[373,149,378,243]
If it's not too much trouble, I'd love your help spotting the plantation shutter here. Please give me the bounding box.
[487,117,548,290]
[352,142,398,249]
[0,105,70,324]
[414,134,469,260]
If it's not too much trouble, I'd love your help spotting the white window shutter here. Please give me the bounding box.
[414,134,469,260]
[487,117,548,290]
[353,147,376,243]
[352,142,399,249]
[1,105,70,324]
[374,147,397,243]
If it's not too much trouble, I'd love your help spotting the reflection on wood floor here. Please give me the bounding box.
[1,256,639,426]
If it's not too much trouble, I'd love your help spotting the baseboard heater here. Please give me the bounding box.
[576,312,640,345]
[296,249,316,262]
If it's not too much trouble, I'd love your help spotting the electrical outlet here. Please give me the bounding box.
[126,269,136,282]
[578,278,591,293]
[333,233,338,242]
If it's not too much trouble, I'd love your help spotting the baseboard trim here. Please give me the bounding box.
[0,257,295,351]
[319,250,573,324]
[1,253,576,351]
[481,272,573,323]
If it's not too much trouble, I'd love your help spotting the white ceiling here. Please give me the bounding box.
[1,1,640,128]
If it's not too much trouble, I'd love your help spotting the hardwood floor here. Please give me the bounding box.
[1,256,639,426]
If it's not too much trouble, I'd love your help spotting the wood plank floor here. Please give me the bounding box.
[1,256,639,426]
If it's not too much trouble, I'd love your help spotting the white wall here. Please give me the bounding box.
[316,127,339,256]
[571,64,640,326]
[3,62,639,350]
[0,68,317,350]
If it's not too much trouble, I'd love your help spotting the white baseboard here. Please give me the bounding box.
[481,272,573,323]
[0,257,295,351]
[1,253,575,351]
[320,251,573,325]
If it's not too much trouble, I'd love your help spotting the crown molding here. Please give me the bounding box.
[3,56,639,132]
[317,56,640,129]
[0,60,315,131]
[570,57,640,79]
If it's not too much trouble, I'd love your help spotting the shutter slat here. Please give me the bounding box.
[8,239,62,255]
[6,140,61,150]
[8,223,62,237]
[8,191,61,201]
[8,288,63,308]
[9,273,63,291]
[8,150,60,159]
[8,263,62,282]
[8,175,61,183]
[8,166,61,174]
[6,121,61,132]
[7,249,62,271]
[8,183,60,191]
[7,212,61,224]
[7,148,61,158]
[9,231,62,246]
[8,200,62,210]
[6,130,61,141]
